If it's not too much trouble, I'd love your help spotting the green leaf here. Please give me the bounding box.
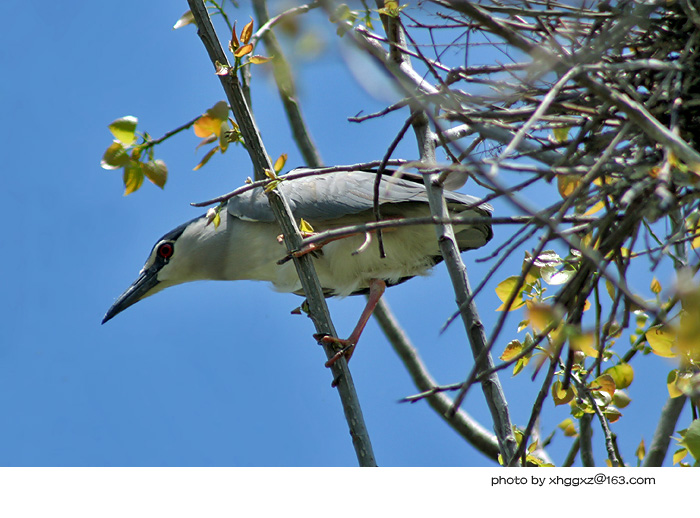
[673,447,688,465]
[635,438,645,461]
[553,126,570,143]
[108,116,138,147]
[603,407,622,423]
[264,179,283,193]
[249,55,272,64]
[143,159,167,189]
[123,161,144,195]
[667,369,683,398]
[679,419,700,462]
[605,279,616,301]
[613,390,632,408]
[101,141,131,170]
[218,120,231,153]
[558,418,577,437]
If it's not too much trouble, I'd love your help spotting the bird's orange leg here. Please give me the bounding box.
[322,278,386,367]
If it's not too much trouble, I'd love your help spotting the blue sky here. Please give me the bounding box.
[0,0,690,467]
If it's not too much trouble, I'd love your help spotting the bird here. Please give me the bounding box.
[102,168,493,362]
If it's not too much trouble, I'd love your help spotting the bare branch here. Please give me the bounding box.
[187,0,376,466]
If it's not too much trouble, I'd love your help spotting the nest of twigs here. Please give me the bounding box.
[399,0,700,387]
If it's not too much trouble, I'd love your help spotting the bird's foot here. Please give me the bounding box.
[315,334,357,367]
[292,241,324,258]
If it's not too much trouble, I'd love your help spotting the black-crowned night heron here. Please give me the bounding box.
[102,168,493,361]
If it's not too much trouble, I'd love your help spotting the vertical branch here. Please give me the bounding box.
[642,77,691,467]
[374,8,518,464]
[187,0,376,466]
[643,395,687,467]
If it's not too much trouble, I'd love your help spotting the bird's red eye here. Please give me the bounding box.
[157,242,174,259]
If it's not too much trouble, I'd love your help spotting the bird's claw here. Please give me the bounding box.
[315,334,357,367]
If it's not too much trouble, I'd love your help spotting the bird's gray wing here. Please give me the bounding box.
[227,168,492,222]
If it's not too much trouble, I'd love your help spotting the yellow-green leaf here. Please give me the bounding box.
[667,369,683,398]
[613,390,632,408]
[558,418,577,437]
[108,116,138,146]
[101,141,131,170]
[264,179,282,193]
[526,302,558,332]
[378,1,407,17]
[513,356,529,376]
[500,339,523,362]
[143,160,167,189]
[552,380,575,406]
[603,407,622,423]
[605,279,616,301]
[274,153,288,173]
[604,363,634,389]
[673,447,688,465]
[553,126,570,142]
[570,331,598,358]
[646,325,677,358]
[650,277,662,294]
[494,276,527,311]
[678,311,700,363]
[123,162,144,195]
[679,419,700,461]
[299,218,315,234]
[636,438,646,461]
[193,146,219,171]
[249,55,272,64]
[218,120,231,153]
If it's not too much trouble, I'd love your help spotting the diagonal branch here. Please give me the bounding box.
[251,0,323,167]
[369,6,519,464]
[372,299,501,461]
[187,0,376,467]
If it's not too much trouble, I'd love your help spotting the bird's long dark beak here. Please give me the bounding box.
[102,267,160,324]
